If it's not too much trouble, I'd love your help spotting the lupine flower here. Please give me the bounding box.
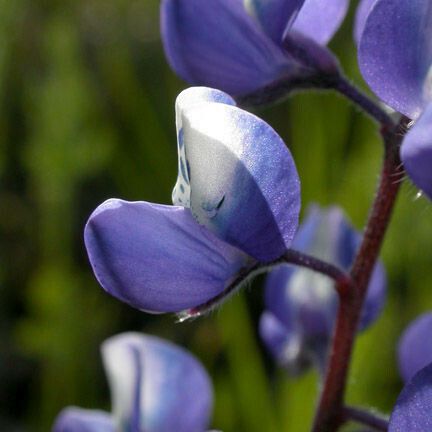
[53,332,213,432]
[357,0,432,120]
[388,313,432,431]
[260,205,386,373]
[388,362,432,431]
[398,312,432,383]
[357,0,432,200]
[399,107,432,200]
[160,0,348,99]
[85,87,300,316]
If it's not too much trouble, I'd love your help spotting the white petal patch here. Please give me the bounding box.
[172,87,236,208]
[172,128,191,207]
[180,104,244,228]
[101,334,139,431]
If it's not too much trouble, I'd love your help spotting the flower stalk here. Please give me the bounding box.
[312,116,408,432]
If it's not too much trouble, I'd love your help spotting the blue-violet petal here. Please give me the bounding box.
[53,408,113,432]
[400,103,432,200]
[102,333,213,432]
[179,102,301,262]
[84,199,250,313]
[389,362,432,431]
[161,0,294,95]
[398,313,432,383]
[358,0,432,118]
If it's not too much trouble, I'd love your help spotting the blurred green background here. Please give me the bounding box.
[1,1,432,431]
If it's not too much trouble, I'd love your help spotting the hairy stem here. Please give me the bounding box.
[312,117,408,432]
[178,249,350,321]
[343,406,389,431]
[276,249,352,296]
[334,76,396,131]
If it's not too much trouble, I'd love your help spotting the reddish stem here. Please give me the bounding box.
[312,118,409,432]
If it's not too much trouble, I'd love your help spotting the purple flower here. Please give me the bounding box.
[85,87,300,315]
[399,105,432,200]
[388,313,432,430]
[160,0,348,98]
[357,0,432,120]
[260,205,386,373]
[398,312,432,383]
[52,333,213,432]
[389,362,432,431]
[357,0,432,199]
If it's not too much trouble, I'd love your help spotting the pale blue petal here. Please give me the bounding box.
[102,333,213,432]
[259,311,304,370]
[353,0,377,45]
[53,408,113,432]
[291,0,349,45]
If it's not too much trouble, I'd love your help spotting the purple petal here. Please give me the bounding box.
[398,313,432,383]
[265,205,386,338]
[358,0,432,118]
[291,0,349,45]
[259,311,304,370]
[53,408,113,432]
[353,0,377,45]
[389,363,432,431]
[179,101,300,262]
[84,199,251,313]
[400,103,432,200]
[282,30,340,76]
[160,0,296,96]
[102,333,213,432]
[244,0,305,43]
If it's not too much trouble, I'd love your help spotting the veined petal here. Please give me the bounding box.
[358,0,432,119]
[102,333,213,432]
[173,87,236,208]
[291,0,349,45]
[160,0,295,96]
[389,363,432,431]
[353,0,377,45]
[400,103,432,200]
[53,408,113,432]
[243,0,305,43]
[398,313,432,383]
[84,199,251,313]
[180,102,300,262]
